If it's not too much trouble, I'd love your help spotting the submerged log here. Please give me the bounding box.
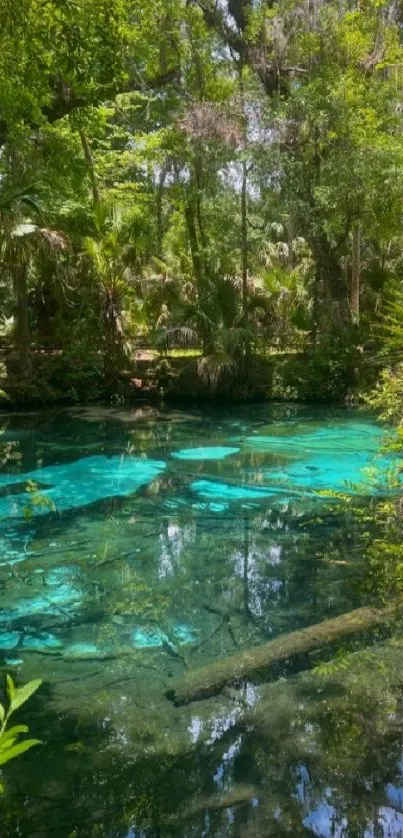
[166,785,259,823]
[166,602,401,705]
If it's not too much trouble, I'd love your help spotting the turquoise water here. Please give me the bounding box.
[0,404,402,836]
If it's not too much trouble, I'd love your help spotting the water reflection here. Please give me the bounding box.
[0,404,401,836]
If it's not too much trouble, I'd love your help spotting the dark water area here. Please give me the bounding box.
[0,403,402,837]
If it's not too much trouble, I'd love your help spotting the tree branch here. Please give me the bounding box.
[194,0,300,94]
[0,68,181,146]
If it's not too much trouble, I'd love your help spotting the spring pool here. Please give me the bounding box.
[0,403,402,837]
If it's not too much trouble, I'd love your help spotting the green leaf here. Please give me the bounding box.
[0,725,29,745]
[9,679,42,714]
[0,739,42,767]
[6,675,15,704]
[0,704,5,725]
[0,735,20,753]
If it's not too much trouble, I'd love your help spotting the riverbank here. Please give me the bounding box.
[0,344,377,408]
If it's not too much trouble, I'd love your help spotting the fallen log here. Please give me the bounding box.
[166,602,402,705]
[166,785,259,823]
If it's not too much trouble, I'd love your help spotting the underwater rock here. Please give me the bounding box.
[0,630,63,654]
[132,628,167,648]
[172,446,240,461]
[190,479,284,501]
[0,454,167,518]
[44,565,79,586]
[208,502,228,513]
[66,642,100,656]
[238,422,401,495]
[0,526,38,567]
[244,423,385,454]
[0,563,83,626]
[268,452,399,493]
[22,632,63,651]
[2,584,82,622]
[132,624,197,649]
[0,630,21,650]
[191,501,230,513]
[171,624,197,645]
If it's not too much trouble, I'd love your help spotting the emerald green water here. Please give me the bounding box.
[0,404,402,837]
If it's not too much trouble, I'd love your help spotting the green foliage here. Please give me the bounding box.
[0,675,42,791]
[312,649,351,677]
[0,0,402,402]
[366,365,403,424]
[366,282,403,423]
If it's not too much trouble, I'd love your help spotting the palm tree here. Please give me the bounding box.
[82,204,143,390]
[0,186,67,377]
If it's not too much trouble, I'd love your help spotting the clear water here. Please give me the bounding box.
[0,403,402,837]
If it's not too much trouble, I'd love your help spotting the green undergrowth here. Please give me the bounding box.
[0,341,379,408]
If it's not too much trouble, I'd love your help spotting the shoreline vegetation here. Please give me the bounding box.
[0,346,375,408]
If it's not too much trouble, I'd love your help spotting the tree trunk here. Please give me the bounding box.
[350,219,361,324]
[184,201,214,355]
[194,153,208,250]
[166,601,401,704]
[241,160,248,331]
[239,64,250,363]
[103,288,124,391]
[309,230,346,343]
[79,129,100,207]
[156,167,167,258]
[13,264,31,377]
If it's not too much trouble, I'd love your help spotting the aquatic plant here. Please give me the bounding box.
[23,480,56,518]
[0,675,42,791]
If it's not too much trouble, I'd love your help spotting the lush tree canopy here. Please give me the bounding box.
[1,0,403,405]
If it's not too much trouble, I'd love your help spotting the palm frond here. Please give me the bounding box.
[38,228,69,251]
[0,184,41,214]
[159,326,199,348]
[82,236,107,277]
[198,353,236,390]
[223,327,254,356]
